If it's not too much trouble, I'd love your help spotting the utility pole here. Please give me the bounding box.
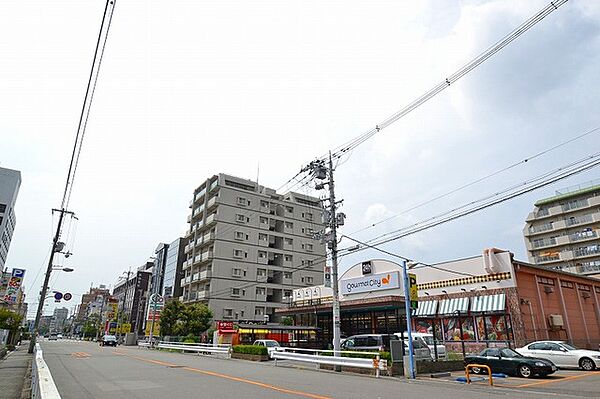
[28,209,74,353]
[310,152,346,368]
[116,269,131,344]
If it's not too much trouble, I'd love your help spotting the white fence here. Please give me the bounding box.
[139,341,231,357]
[31,343,62,399]
[272,347,387,378]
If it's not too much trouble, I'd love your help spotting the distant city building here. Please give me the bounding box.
[112,265,152,335]
[524,180,600,277]
[0,167,21,269]
[151,243,169,297]
[162,237,185,300]
[182,173,326,323]
[49,307,69,333]
[76,286,111,321]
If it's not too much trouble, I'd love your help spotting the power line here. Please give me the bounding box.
[359,153,600,249]
[350,125,600,236]
[297,1,568,172]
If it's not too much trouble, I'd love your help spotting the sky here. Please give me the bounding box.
[1,0,599,317]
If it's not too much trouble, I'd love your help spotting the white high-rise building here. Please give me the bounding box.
[0,167,21,269]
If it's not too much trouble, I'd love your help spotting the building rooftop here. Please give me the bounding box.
[535,179,600,207]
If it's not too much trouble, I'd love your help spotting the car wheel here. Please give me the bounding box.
[518,364,533,378]
[580,358,595,371]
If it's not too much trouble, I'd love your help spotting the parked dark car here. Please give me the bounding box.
[464,347,556,378]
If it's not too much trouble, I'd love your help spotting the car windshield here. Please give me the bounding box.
[104,335,116,340]
[500,348,522,358]
[560,343,577,350]
[264,341,279,347]
[421,336,434,345]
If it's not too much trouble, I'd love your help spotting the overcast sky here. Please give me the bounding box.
[1,0,599,317]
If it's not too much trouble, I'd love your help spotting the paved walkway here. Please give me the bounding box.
[0,343,32,399]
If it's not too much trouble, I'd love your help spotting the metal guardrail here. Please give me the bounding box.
[31,343,62,399]
[144,341,231,357]
[272,347,387,378]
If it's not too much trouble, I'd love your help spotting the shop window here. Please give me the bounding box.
[476,315,511,341]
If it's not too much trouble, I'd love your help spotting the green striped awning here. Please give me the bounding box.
[438,297,469,315]
[414,300,438,317]
[470,294,506,313]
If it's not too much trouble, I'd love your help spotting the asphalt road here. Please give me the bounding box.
[40,340,600,399]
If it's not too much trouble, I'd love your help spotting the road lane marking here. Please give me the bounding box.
[514,371,600,388]
[71,352,91,358]
[114,350,331,399]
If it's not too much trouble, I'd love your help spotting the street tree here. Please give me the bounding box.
[177,303,212,336]
[159,300,185,336]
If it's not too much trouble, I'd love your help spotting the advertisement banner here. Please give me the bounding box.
[2,268,25,304]
[145,322,160,336]
[340,271,400,295]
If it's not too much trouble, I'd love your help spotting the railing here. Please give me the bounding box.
[271,347,387,378]
[465,364,493,386]
[153,341,231,357]
[31,343,62,399]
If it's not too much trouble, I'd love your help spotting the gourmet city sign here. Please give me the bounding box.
[340,271,400,295]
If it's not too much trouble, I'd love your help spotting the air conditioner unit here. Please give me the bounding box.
[548,314,564,328]
[543,285,554,294]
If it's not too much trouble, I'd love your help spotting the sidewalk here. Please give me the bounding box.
[0,343,32,399]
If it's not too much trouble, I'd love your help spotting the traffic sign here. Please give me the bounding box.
[409,273,418,309]
[63,292,72,301]
[54,292,63,301]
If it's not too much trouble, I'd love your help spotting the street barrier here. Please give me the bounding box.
[152,341,231,357]
[465,364,493,386]
[137,341,152,348]
[31,343,62,399]
[272,347,387,378]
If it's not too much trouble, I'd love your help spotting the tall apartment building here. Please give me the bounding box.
[182,174,326,323]
[163,237,185,300]
[49,307,69,333]
[0,167,21,269]
[523,180,600,277]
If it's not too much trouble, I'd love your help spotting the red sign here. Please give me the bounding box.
[217,321,234,332]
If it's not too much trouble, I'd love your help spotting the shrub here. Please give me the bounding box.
[232,345,268,356]
[183,333,198,343]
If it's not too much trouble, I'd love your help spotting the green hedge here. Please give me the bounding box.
[232,345,268,356]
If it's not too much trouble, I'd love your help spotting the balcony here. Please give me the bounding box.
[202,232,215,243]
[196,290,209,300]
[570,230,598,242]
[256,275,268,283]
[205,213,216,226]
[566,214,594,227]
[198,269,212,281]
[535,254,560,263]
[532,238,557,249]
[574,247,600,258]
[559,250,575,261]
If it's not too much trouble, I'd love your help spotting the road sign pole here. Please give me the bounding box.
[402,260,416,379]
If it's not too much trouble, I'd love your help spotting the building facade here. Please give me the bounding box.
[112,265,152,335]
[162,237,185,300]
[524,180,600,277]
[281,250,600,351]
[0,167,21,269]
[151,243,169,297]
[76,286,111,321]
[182,173,326,323]
[49,307,69,333]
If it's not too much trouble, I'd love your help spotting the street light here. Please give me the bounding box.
[52,266,75,272]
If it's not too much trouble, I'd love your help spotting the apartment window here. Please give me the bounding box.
[283,290,292,299]
[283,272,292,279]
[236,214,248,223]
[237,197,249,206]
[259,216,269,224]
[259,233,268,241]
[255,307,265,316]
[232,268,243,277]
[0,204,6,213]
[284,255,293,262]
[285,206,294,213]
[302,243,314,252]
[260,200,269,208]
[284,238,293,245]
[257,268,267,277]
[284,221,293,229]
[231,288,241,297]
[223,309,233,318]
[258,250,267,259]
[301,227,314,236]
[256,287,266,296]
[233,249,247,259]
[301,276,314,284]
[302,212,313,220]
[234,231,246,241]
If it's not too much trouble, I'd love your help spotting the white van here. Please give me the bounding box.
[407,332,446,360]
